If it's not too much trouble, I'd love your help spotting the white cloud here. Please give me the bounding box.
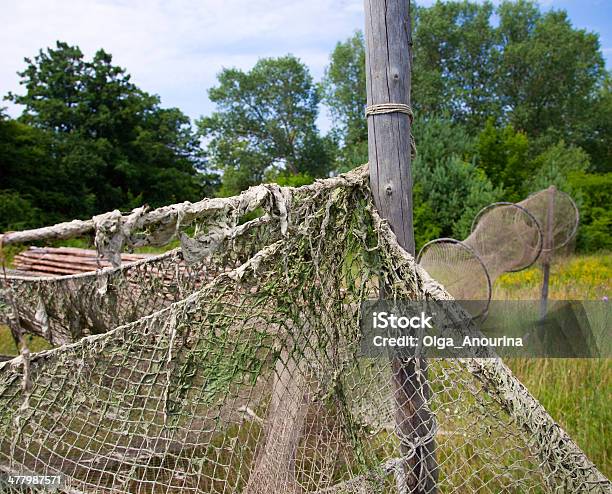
[0,0,364,123]
[1,0,608,128]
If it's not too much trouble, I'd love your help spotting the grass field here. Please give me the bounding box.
[496,252,610,477]
[0,251,610,478]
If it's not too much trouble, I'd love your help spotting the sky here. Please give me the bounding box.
[1,0,610,133]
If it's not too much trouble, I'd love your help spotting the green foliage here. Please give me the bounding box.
[2,41,207,227]
[273,172,314,188]
[413,184,442,252]
[320,32,368,170]
[412,114,475,165]
[425,157,500,240]
[198,55,335,196]
[476,119,531,201]
[581,76,612,173]
[579,212,612,253]
[0,326,51,356]
[322,1,608,168]
[497,3,606,149]
[412,116,500,245]
[206,0,608,252]
[0,115,69,224]
[567,172,612,252]
[335,140,369,174]
[413,0,500,130]
[528,140,591,193]
[0,190,40,231]
[1,1,609,254]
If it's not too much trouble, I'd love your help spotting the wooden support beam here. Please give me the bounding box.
[365,0,414,252]
[364,0,438,492]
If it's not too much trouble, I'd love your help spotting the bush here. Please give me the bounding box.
[412,116,500,243]
[0,190,41,231]
[528,141,591,194]
[413,184,442,252]
[476,119,531,202]
[567,172,612,252]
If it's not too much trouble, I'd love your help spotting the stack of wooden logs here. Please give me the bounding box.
[10,247,153,277]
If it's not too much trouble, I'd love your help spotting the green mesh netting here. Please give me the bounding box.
[0,167,609,493]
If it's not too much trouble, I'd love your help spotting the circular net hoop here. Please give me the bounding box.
[470,202,543,273]
[519,188,579,253]
[417,238,491,316]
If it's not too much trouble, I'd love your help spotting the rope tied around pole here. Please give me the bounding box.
[365,103,414,121]
[365,103,417,158]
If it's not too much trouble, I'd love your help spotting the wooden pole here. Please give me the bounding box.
[365,0,414,248]
[364,1,437,492]
[540,186,556,319]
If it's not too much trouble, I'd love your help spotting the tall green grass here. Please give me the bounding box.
[496,252,610,476]
[507,358,610,476]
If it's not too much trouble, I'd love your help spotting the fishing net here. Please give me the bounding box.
[0,167,608,493]
[1,250,219,345]
[415,187,580,317]
[0,181,303,345]
[417,202,542,315]
[520,187,580,255]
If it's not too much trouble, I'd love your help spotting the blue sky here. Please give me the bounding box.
[1,0,610,132]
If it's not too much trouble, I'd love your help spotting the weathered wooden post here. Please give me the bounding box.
[540,186,556,319]
[364,0,437,492]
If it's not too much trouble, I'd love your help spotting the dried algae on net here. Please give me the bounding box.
[0,166,609,493]
[0,177,328,345]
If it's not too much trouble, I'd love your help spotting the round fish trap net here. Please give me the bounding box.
[0,167,608,493]
[416,239,491,315]
[519,188,580,254]
[469,202,543,274]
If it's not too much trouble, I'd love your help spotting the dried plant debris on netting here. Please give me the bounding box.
[0,170,609,493]
[0,171,362,346]
[1,244,255,346]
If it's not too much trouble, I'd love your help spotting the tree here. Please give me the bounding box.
[567,172,612,252]
[497,2,606,149]
[0,190,40,231]
[319,0,609,252]
[198,56,335,196]
[412,116,500,244]
[322,1,608,155]
[580,75,612,172]
[5,41,206,222]
[412,1,500,130]
[0,113,63,225]
[527,140,591,193]
[321,3,508,166]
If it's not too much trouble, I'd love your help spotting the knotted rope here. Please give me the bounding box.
[365,103,416,158]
